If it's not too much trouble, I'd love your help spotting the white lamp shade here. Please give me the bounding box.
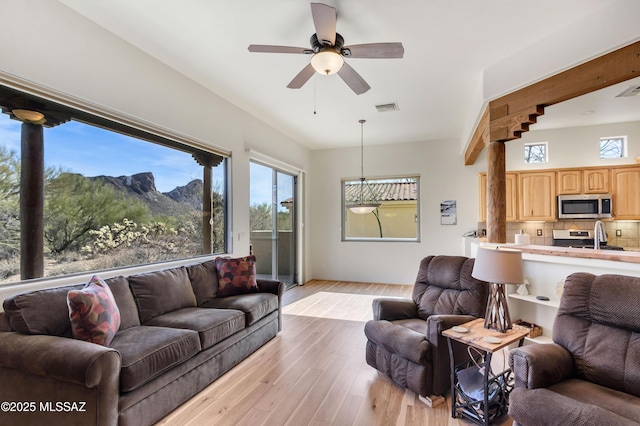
[347,204,379,214]
[472,246,524,285]
[311,50,344,75]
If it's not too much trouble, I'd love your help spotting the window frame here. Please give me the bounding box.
[0,80,231,284]
[341,175,421,242]
[524,142,548,164]
[599,135,627,159]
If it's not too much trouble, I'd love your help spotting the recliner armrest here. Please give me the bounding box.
[425,314,476,346]
[372,298,417,321]
[509,343,575,389]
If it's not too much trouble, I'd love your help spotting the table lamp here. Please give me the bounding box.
[472,246,524,333]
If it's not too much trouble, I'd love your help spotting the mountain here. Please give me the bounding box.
[90,172,200,217]
[164,179,203,211]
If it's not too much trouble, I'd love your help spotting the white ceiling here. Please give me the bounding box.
[58,0,639,150]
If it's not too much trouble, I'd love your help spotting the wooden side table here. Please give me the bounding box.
[442,318,529,425]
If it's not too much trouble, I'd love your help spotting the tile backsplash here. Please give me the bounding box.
[477,220,640,250]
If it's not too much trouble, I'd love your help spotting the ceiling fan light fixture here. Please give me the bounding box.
[311,49,344,75]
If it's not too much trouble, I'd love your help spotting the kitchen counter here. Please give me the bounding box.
[503,244,640,264]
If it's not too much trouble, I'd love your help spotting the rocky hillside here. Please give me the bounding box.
[90,172,202,217]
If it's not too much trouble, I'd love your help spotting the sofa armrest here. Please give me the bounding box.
[257,278,283,297]
[257,279,284,332]
[509,343,575,389]
[0,332,121,425]
[372,298,417,321]
[0,332,121,387]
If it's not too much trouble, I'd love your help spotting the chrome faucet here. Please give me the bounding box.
[594,220,606,250]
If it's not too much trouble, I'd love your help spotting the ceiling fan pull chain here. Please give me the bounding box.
[313,76,317,115]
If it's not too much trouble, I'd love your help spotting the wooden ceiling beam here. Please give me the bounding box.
[464,40,640,165]
[464,105,489,165]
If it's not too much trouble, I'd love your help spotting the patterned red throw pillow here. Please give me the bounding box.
[67,275,121,346]
[215,256,259,298]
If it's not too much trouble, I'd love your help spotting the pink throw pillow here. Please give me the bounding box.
[215,256,259,298]
[67,275,121,346]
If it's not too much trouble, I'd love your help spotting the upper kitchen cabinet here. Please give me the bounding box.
[557,169,610,194]
[557,170,581,195]
[611,166,640,219]
[518,171,557,221]
[583,169,610,194]
[478,173,518,222]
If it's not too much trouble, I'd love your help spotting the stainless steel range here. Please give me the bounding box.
[552,229,624,251]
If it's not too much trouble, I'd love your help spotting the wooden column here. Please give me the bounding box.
[20,123,44,279]
[486,141,506,243]
[202,165,213,253]
[193,152,223,254]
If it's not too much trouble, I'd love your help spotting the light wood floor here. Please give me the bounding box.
[156,280,513,426]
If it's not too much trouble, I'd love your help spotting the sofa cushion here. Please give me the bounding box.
[67,276,121,346]
[3,283,83,336]
[186,259,219,304]
[201,293,278,326]
[110,325,201,392]
[104,276,140,330]
[144,307,245,350]
[215,256,259,298]
[129,266,197,323]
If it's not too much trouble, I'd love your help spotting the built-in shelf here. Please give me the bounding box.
[509,293,560,308]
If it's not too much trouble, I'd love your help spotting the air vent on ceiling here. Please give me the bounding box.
[375,102,399,112]
[615,85,640,98]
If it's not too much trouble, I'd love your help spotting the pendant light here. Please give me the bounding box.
[346,119,380,214]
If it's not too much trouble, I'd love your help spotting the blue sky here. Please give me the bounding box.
[1,114,293,206]
[250,162,294,211]
[0,114,220,193]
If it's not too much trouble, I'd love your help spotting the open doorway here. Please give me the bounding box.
[250,162,297,289]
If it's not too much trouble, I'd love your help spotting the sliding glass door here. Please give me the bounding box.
[250,162,297,288]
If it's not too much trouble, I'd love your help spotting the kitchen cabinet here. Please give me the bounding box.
[583,169,609,193]
[518,172,556,221]
[557,170,581,194]
[557,169,609,194]
[478,173,518,222]
[612,167,640,219]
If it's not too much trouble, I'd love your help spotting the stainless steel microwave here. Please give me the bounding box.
[557,194,613,219]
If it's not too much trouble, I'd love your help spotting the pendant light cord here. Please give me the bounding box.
[359,119,366,203]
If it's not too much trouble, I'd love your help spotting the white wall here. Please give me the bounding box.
[506,121,640,170]
[309,139,485,285]
[0,1,312,298]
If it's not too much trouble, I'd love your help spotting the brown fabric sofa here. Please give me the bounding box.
[0,259,283,426]
[508,272,640,426]
[364,255,488,398]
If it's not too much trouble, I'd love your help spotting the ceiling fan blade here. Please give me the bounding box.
[311,3,336,46]
[287,63,316,89]
[248,45,310,54]
[343,43,405,58]
[337,62,370,95]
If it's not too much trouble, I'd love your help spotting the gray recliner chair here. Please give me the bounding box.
[364,255,488,399]
[508,272,640,425]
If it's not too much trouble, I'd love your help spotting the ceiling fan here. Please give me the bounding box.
[248,2,404,95]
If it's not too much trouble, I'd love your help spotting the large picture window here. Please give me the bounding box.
[0,87,228,284]
[342,176,420,241]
